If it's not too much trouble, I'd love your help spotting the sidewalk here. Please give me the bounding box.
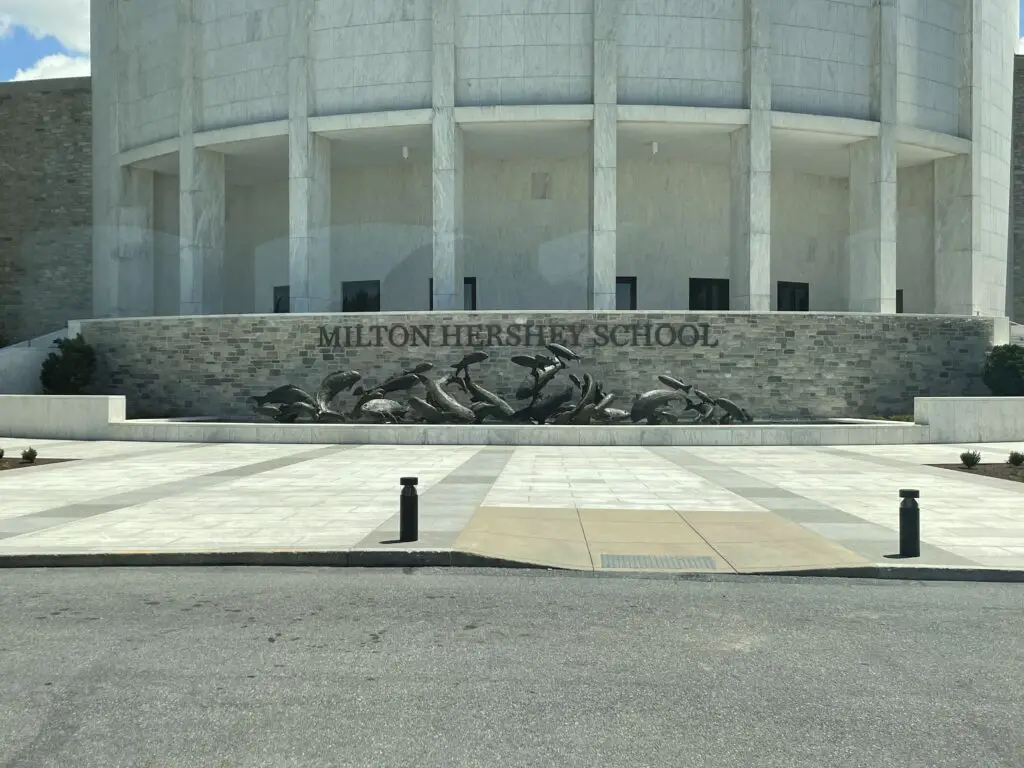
[1,438,1023,577]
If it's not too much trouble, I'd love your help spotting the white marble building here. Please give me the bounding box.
[92,0,1017,317]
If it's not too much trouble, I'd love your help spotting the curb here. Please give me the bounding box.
[756,565,1024,583]
[0,551,1021,583]
[0,549,550,571]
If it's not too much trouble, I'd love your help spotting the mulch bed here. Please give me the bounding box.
[932,464,1024,483]
[0,457,74,472]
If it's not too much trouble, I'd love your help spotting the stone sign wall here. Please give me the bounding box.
[76,311,995,421]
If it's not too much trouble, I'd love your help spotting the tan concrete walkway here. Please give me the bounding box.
[1,438,1023,574]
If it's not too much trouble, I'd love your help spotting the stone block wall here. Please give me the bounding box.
[0,77,92,345]
[1012,56,1024,324]
[77,311,994,420]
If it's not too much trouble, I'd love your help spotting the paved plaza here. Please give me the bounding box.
[1,438,1023,573]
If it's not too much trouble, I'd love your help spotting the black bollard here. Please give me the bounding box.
[400,477,419,542]
[899,488,920,558]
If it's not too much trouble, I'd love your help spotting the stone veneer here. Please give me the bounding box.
[0,77,92,344]
[1012,55,1024,324]
[77,312,995,421]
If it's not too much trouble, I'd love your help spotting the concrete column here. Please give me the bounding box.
[91,0,121,319]
[179,143,226,315]
[431,0,461,311]
[114,166,155,316]
[288,0,331,313]
[934,0,983,315]
[589,0,617,310]
[729,0,771,311]
[846,0,897,313]
[178,0,225,316]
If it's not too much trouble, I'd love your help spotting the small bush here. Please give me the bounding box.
[40,334,96,395]
[0,447,4,459]
[21,447,37,464]
[982,345,1024,396]
[960,450,981,469]
[1009,451,1024,467]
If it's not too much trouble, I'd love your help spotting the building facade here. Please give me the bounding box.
[88,0,1018,321]
[0,77,92,344]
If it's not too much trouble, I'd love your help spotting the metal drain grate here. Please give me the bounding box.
[600,554,718,570]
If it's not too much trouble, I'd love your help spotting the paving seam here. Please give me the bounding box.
[644,446,973,567]
[0,445,353,542]
[354,447,516,550]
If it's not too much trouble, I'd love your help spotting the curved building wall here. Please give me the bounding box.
[92,0,1019,322]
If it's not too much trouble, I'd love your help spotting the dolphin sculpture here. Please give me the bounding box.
[279,401,319,422]
[452,351,489,377]
[378,373,420,395]
[630,389,685,423]
[546,343,580,364]
[360,398,407,423]
[657,374,692,394]
[408,396,444,423]
[252,384,317,409]
[416,374,475,422]
[464,377,515,419]
[315,370,361,411]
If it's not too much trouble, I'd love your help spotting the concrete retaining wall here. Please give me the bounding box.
[915,397,1024,443]
[0,395,125,441]
[76,311,997,421]
[1,393,1022,446]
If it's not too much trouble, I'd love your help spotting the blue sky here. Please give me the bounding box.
[0,0,1022,82]
[0,0,91,81]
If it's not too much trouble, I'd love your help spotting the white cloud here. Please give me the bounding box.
[0,0,90,80]
[11,52,90,81]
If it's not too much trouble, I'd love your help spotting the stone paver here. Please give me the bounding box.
[0,437,1023,572]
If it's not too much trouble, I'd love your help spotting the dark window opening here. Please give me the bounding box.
[273,285,289,314]
[896,289,904,314]
[616,277,637,310]
[342,280,380,313]
[777,281,810,312]
[689,278,730,311]
[429,278,477,310]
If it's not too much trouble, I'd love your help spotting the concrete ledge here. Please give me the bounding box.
[914,397,1024,443]
[0,395,126,440]
[8,394,1024,447]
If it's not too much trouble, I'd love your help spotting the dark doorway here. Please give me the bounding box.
[777,281,810,312]
[689,278,730,311]
[616,277,637,310]
[342,280,381,313]
[273,285,289,313]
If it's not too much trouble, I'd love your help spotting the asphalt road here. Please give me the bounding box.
[0,568,1021,768]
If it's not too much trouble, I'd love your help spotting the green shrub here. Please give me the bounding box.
[1009,451,1024,467]
[960,450,981,469]
[982,345,1024,396]
[39,334,96,395]
[21,447,37,464]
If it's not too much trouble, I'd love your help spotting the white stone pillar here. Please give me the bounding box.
[934,0,982,315]
[288,0,332,313]
[178,0,225,316]
[179,143,226,315]
[847,0,897,313]
[729,0,771,311]
[114,166,155,316]
[589,0,617,310]
[431,0,462,311]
